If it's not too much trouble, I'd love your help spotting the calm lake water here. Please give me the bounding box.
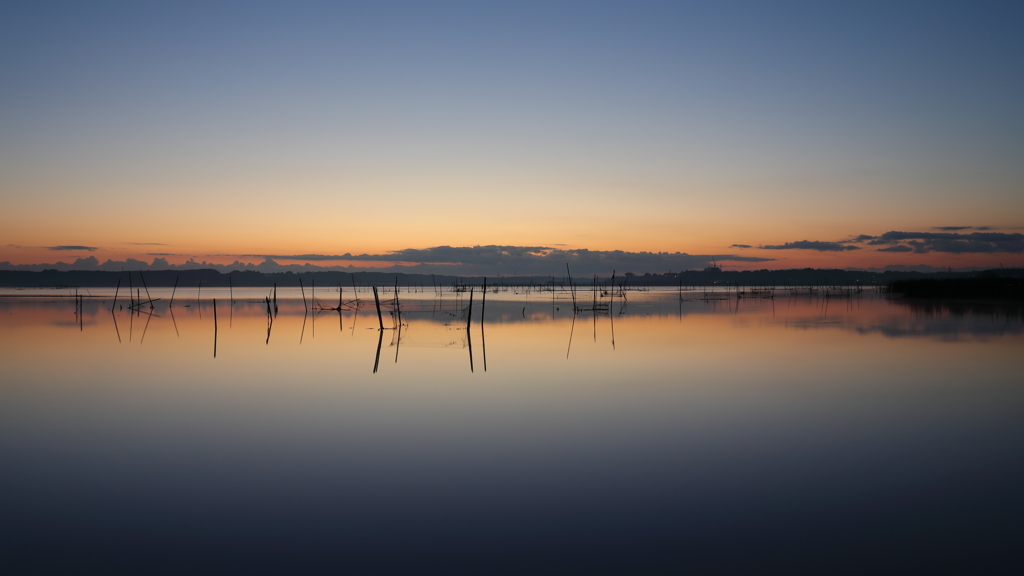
[2,286,1022,574]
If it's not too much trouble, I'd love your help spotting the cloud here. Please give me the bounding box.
[761,240,861,252]
[847,234,877,243]
[876,244,913,252]
[71,256,100,268]
[730,244,752,249]
[48,245,97,251]
[867,231,1024,253]
[146,252,177,256]
[933,226,973,231]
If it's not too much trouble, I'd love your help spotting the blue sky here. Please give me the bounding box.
[2,1,1022,271]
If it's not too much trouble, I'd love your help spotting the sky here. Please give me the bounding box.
[2,1,1023,275]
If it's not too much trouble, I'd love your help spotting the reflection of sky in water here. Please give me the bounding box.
[1,289,1022,573]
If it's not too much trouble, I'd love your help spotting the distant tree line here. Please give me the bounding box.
[1,267,1021,289]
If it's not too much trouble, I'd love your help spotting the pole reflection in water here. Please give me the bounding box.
[169,305,179,338]
[394,320,401,364]
[566,311,576,359]
[373,329,383,373]
[139,308,155,345]
[467,287,474,373]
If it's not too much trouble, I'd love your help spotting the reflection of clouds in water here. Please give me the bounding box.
[853,321,1024,341]
[778,314,1022,340]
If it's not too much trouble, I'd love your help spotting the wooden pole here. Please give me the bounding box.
[111,278,121,313]
[169,277,178,308]
[466,287,474,332]
[213,298,218,358]
[139,271,153,308]
[372,286,384,330]
[394,277,401,324]
[566,264,576,310]
[299,278,307,310]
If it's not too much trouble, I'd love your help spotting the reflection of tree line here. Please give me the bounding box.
[27,284,1024,368]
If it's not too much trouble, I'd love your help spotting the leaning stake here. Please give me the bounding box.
[372,286,384,330]
[111,278,121,313]
[169,277,179,308]
[213,298,218,358]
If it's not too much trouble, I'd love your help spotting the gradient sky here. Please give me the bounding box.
[2,1,1022,272]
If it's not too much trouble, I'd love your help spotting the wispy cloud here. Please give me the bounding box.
[761,241,861,252]
[729,244,752,249]
[48,245,97,251]
[876,244,913,252]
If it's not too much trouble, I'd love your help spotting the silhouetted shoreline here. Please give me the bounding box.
[2,267,1021,289]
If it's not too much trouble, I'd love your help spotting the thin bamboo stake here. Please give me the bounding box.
[373,286,384,330]
[213,298,218,358]
[169,277,178,308]
[111,278,121,313]
[139,271,153,305]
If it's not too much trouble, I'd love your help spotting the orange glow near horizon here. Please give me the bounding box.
[3,241,1021,272]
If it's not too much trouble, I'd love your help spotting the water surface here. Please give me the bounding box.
[1,287,1022,574]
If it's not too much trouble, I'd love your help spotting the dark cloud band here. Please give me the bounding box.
[761,241,861,252]
[868,231,1024,253]
[48,245,97,251]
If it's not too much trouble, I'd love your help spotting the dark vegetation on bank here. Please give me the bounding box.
[888,276,1024,299]
[1,267,1022,289]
